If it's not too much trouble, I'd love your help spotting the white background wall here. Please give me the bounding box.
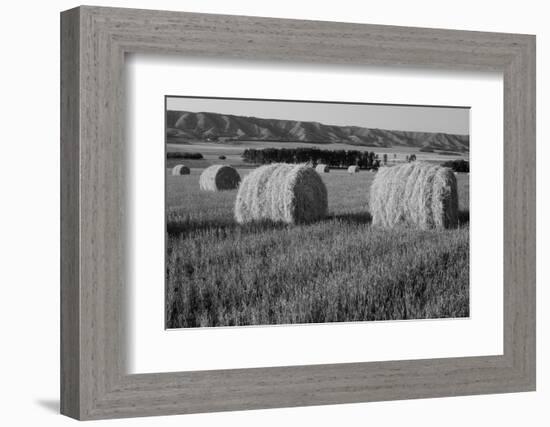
[0,0,547,425]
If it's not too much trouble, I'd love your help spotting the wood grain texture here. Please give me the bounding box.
[60,7,80,419]
[60,5,536,420]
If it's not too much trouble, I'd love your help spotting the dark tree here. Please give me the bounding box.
[441,159,469,172]
[166,151,203,159]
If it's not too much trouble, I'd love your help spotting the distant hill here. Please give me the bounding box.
[166,110,470,153]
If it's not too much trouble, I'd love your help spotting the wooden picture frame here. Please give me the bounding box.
[60,5,536,420]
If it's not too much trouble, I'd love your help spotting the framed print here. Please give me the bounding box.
[164,96,471,330]
[60,6,536,420]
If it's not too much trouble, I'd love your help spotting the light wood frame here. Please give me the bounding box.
[60,5,536,420]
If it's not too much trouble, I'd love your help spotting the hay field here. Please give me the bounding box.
[166,167,470,328]
[166,141,468,169]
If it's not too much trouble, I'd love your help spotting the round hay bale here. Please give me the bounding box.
[347,165,359,174]
[172,164,190,175]
[235,163,328,224]
[369,162,458,230]
[315,164,330,173]
[199,165,240,191]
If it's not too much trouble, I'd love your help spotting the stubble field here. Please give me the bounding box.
[166,167,470,329]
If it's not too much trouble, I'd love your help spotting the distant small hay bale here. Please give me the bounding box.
[199,165,240,191]
[369,162,458,230]
[316,164,330,173]
[235,163,328,224]
[171,164,190,175]
[347,165,359,174]
[218,155,226,160]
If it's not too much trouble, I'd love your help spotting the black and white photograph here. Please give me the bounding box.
[165,96,470,329]
[2,0,540,423]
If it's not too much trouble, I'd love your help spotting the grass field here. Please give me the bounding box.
[166,140,469,170]
[166,168,470,329]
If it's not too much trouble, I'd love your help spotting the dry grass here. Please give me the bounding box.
[166,169,470,328]
[166,220,468,328]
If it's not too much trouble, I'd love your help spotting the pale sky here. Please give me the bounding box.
[166,96,470,135]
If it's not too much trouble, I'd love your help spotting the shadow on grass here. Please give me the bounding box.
[167,212,373,237]
[458,210,469,226]
[167,218,290,237]
[167,218,233,236]
[330,211,372,225]
[167,209,468,237]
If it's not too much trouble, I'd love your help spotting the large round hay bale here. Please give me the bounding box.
[172,164,190,175]
[199,165,240,191]
[369,162,458,230]
[347,165,359,174]
[315,164,330,173]
[235,163,328,224]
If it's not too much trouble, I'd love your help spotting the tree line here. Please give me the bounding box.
[242,147,382,169]
[166,151,203,159]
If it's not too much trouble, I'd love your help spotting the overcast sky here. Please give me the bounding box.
[166,96,470,135]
